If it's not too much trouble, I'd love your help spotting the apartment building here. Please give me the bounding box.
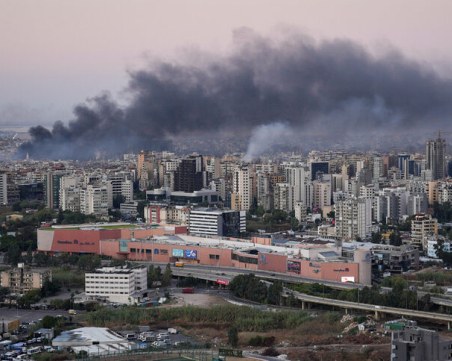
[0,264,52,295]
[85,266,147,304]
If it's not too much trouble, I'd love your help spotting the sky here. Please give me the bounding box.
[1,0,452,127]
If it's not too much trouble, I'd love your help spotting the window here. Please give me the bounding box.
[209,254,220,260]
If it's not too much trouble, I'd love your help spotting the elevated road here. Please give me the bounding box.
[170,265,452,327]
[285,289,452,325]
[170,264,360,290]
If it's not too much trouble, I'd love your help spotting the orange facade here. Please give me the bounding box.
[39,226,362,284]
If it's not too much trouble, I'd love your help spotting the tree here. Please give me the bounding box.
[290,217,299,231]
[267,281,283,305]
[41,279,60,297]
[228,326,239,347]
[113,195,126,209]
[34,252,50,267]
[371,232,383,244]
[434,238,452,267]
[229,274,267,303]
[6,243,21,265]
[389,231,402,246]
[41,315,58,329]
[255,206,265,217]
[77,254,101,271]
[161,263,172,287]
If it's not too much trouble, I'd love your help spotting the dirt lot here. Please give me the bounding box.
[170,291,228,307]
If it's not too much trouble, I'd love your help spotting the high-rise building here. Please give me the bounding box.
[285,166,310,210]
[173,155,204,193]
[426,134,446,180]
[274,183,292,212]
[0,172,7,205]
[398,153,410,179]
[80,184,111,217]
[231,165,252,211]
[310,161,329,181]
[335,197,372,240]
[411,214,438,249]
[44,172,65,209]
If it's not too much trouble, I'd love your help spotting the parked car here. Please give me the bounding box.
[151,341,167,348]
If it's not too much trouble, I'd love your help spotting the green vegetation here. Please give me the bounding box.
[411,271,452,286]
[85,304,313,332]
[248,335,275,347]
[229,274,283,305]
[433,202,452,224]
[247,209,300,233]
[228,326,239,347]
[52,268,85,288]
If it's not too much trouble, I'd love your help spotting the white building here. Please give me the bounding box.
[60,187,81,212]
[85,266,147,304]
[121,179,134,203]
[274,183,293,212]
[188,208,246,237]
[427,237,450,259]
[335,197,372,240]
[80,184,111,217]
[312,179,331,210]
[285,166,310,210]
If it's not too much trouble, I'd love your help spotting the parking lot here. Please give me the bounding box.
[0,308,72,323]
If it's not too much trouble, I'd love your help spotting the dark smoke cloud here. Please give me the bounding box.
[18,28,452,159]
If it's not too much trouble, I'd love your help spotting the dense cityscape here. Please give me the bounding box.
[0,129,450,360]
[3,1,452,361]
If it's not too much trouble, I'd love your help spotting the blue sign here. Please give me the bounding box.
[119,240,128,252]
[172,249,184,257]
[184,249,198,259]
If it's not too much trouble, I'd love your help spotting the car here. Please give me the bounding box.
[174,341,191,347]
[157,332,169,340]
[43,346,54,353]
[151,341,167,348]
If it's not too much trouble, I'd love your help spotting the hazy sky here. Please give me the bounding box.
[1,0,452,126]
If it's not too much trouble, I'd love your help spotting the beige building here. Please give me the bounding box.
[1,264,52,295]
[411,214,438,249]
[231,165,252,211]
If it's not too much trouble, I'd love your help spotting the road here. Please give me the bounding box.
[169,263,360,290]
[168,265,452,325]
[286,289,452,324]
[0,307,70,323]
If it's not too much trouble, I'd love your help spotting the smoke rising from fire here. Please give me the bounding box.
[18,28,452,159]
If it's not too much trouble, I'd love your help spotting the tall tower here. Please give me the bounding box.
[231,165,252,211]
[173,155,204,193]
[426,133,446,180]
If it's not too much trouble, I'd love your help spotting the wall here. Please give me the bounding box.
[258,252,287,273]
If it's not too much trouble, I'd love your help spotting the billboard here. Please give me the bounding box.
[287,261,301,274]
[172,249,184,257]
[184,249,198,259]
[119,240,128,253]
[341,276,355,283]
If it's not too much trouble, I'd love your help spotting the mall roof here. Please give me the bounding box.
[52,327,127,347]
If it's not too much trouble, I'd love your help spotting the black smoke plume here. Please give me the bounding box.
[18,28,452,159]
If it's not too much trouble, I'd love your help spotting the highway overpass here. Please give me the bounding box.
[170,264,452,327]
